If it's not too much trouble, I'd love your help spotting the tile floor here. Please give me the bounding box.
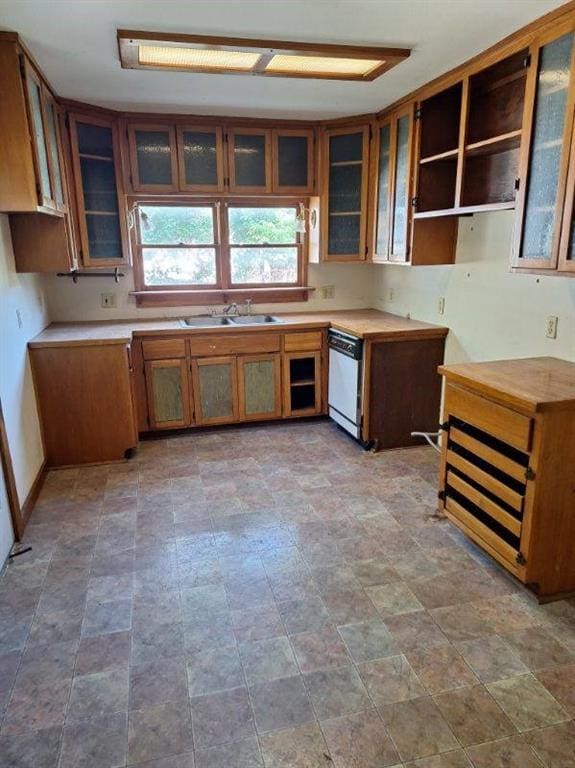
[0,420,574,767]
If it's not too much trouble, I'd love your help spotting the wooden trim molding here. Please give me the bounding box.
[19,460,47,535]
[132,286,315,307]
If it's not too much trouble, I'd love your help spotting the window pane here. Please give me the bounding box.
[139,205,214,245]
[230,247,298,284]
[228,207,297,244]
[143,247,217,286]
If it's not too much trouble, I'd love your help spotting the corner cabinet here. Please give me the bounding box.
[68,114,129,267]
[321,125,370,261]
[512,24,575,275]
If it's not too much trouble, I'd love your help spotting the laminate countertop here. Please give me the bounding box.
[29,309,449,348]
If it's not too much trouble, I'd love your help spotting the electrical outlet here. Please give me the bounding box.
[388,288,395,302]
[101,293,117,309]
[438,296,446,315]
[320,285,335,299]
[16,309,23,329]
[546,315,558,339]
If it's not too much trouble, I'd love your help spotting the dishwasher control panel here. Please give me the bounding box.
[328,329,363,360]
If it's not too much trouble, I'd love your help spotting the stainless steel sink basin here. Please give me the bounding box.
[230,315,283,325]
[180,316,234,327]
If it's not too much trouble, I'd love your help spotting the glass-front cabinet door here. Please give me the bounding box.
[192,356,239,425]
[177,125,225,192]
[272,129,314,194]
[389,108,413,262]
[42,92,66,211]
[238,354,282,421]
[69,114,128,266]
[228,129,272,193]
[513,28,575,270]
[322,126,370,261]
[23,60,58,211]
[558,125,575,273]
[128,124,178,193]
[145,358,192,430]
[372,120,392,262]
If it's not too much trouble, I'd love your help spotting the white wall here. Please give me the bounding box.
[0,214,49,515]
[44,262,373,321]
[372,211,575,364]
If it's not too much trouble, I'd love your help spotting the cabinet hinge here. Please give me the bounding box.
[514,177,520,191]
[516,552,527,566]
[411,196,418,208]
[525,466,536,481]
[414,107,422,120]
[523,53,532,69]
[438,490,446,501]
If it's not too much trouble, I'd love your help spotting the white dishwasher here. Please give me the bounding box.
[328,329,364,440]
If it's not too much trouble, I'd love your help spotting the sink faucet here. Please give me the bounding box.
[222,302,239,316]
[244,298,252,316]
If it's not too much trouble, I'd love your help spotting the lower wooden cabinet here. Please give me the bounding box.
[145,358,192,430]
[192,356,239,426]
[283,351,322,417]
[238,354,282,421]
[29,343,137,466]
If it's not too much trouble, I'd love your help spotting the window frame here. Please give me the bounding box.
[129,196,309,305]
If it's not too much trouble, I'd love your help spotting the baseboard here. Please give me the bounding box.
[17,460,47,539]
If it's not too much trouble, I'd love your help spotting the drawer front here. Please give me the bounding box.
[189,333,280,357]
[444,384,532,452]
[142,338,187,360]
[284,331,323,352]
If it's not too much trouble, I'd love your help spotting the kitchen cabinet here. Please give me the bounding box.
[238,353,282,421]
[272,129,315,194]
[128,123,179,192]
[192,356,239,425]
[177,125,225,192]
[513,25,575,274]
[227,128,272,193]
[145,358,192,430]
[68,113,129,266]
[389,108,412,261]
[283,351,322,417]
[321,125,370,261]
[438,357,575,600]
[29,343,137,467]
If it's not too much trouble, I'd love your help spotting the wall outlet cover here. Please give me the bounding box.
[101,293,117,309]
[320,285,335,299]
[438,296,446,315]
[545,315,558,339]
[388,288,395,301]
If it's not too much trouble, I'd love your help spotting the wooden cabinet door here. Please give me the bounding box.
[272,129,315,194]
[128,123,179,193]
[227,128,272,193]
[42,91,66,213]
[69,114,129,267]
[283,351,322,417]
[238,354,282,421]
[389,106,414,262]
[321,125,370,261]
[145,358,192,430]
[177,125,225,192]
[370,119,393,262]
[513,26,575,271]
[22,59,55,210]
[558,123,575,273]
[192,356,239,425]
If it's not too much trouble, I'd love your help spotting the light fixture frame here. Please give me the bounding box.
[117,30,410,82]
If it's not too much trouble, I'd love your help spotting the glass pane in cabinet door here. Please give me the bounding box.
[151,366,183,423]
[376,124,391,254]
[26,77,52,202]
[182,130,218,186]
[391,115,410,255]
[328,214,361,255]
[199,363,234,420]
[521,32,574,260]
[135,130,173,185]
[80,158,117,212]
[243,360,276,415]
[77,123,114,158]
[45,101,64,206]
[277,135,308,187]
[233,134,266,187]
[330,132,363,163]
[86,213,122,259]
[329,165,362,213]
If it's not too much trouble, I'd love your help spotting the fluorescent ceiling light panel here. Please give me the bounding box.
[118,31,410,81]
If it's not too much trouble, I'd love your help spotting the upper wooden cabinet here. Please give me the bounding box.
[513,24,575,275]
[321,125,370,261]
[68,113,129,267]
[177,125,225,193]
[227,128,272,194]
[128,123,179,192]
[0,36,67,215]
[272,129,315,194]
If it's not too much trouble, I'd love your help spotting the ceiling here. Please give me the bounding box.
[0,0,565,119]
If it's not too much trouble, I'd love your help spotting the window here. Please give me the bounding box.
[131,199,306,302]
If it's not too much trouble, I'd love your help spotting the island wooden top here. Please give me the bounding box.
[439,357,575,413]
[29,310,449,348]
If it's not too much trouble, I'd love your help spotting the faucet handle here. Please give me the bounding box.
[244,298,252,316]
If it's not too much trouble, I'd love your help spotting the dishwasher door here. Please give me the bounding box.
[328,347,362,438]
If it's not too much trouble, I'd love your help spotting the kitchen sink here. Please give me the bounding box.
[180,316,235,327]
[230,315,283,325]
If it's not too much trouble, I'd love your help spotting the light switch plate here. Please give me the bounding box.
[101,293,117,309]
